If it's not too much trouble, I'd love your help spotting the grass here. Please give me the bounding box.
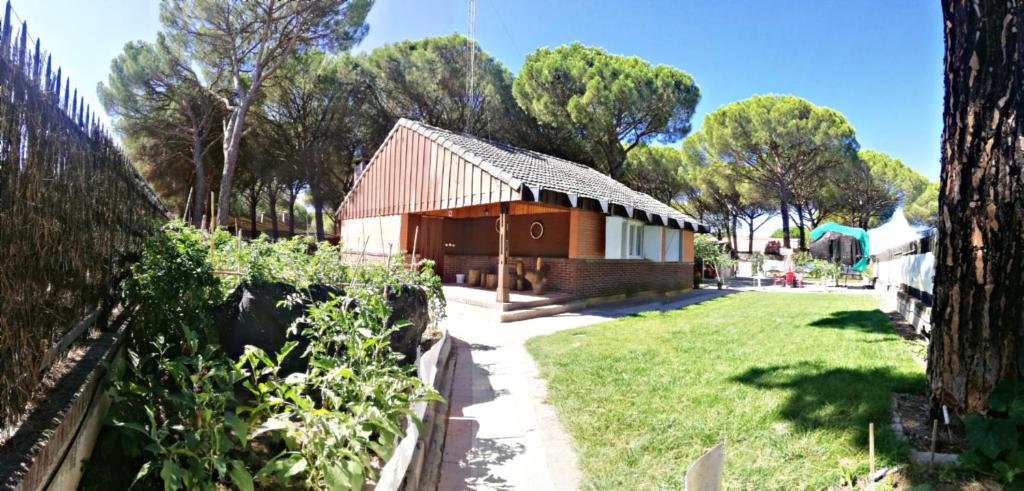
[525,292,925,490]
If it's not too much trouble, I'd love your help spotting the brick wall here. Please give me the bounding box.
[443,254,693,297]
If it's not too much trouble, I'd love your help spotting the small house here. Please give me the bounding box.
[335,119,706,303]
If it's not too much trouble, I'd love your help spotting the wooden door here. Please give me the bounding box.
[418,216,445,276]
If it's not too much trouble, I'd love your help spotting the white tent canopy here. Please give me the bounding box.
[867,208,926,255]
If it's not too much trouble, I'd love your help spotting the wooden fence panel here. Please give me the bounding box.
[0,2,166,429]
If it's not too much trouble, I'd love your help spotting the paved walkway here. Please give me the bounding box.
[437,288,734,490]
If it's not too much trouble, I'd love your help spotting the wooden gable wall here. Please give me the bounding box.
[337,126,521,220]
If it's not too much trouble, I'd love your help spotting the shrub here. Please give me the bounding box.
[87,222,442,490]
[105,222,251,489]
[793,251,813,271]
[750,252,766,277]
[961,381,1024,486]
[695,235,737,289]
[808,260,841,286]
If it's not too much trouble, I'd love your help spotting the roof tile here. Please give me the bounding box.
[398,119,703,230]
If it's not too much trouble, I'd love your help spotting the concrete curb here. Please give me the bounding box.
[375,330,456,491]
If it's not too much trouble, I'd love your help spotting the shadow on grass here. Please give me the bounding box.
[732,362,924,462]
[808,309,895,335]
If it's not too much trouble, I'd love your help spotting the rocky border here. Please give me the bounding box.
[890,394,960,466]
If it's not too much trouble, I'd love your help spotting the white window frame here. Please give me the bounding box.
[624,220,644,259]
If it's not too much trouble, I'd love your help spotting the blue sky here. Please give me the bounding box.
[20,0,944,180]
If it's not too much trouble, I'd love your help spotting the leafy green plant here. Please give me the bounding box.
[750,252,766,277]
[87,221,446,490]
[107,221,255,489]
[961,380,1024,487]
[808,260,841,286]
[695,234,738,289]
[206,230,350,297]
[793,251,813,271]
[238,289,438,489]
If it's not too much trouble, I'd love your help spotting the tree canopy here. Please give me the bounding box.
[159,0,372,226]
[833,149,930,228]
[695,95,859,248]
[98,35,221,224]
[623,146,687,203]
[679,133,772,252]
[905,181,940,227]
[513,43,700,179]
[352,35,592,166]
[263,51,363,240]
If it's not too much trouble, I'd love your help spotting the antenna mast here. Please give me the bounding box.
[466,0,476,132]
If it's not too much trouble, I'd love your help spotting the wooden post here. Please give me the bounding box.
[411,225,420,269]
[497,202,510,303]
[929,419,939,471]
[183,186,193,222]
[868,422,875,477]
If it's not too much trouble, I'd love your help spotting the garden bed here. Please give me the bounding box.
[892,393,966,455]
[75,223,448,490]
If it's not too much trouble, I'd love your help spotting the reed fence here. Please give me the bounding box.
[0,1,167,428]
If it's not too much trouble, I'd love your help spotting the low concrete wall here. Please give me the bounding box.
[874,251,935,335]
[375,330,456,491]
[443,254,694,298]
[0,330,123,491]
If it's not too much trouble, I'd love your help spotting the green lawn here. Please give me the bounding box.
[525,292,925,489]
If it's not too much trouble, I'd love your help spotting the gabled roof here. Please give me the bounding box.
[394,119,706,231]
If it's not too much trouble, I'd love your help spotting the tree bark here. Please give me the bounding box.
[191,137,206,227]
[287,192,298,238]
[268,187,279,240]
[929,0,1024,417]
[217,103,251,227]
[748,220,755,254]
[311,180,325,242]
[249,201,258,237]
[779,194,792,249]
[731,214,739,253]
[795,203,807,250]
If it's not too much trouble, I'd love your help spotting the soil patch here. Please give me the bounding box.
[893,393,967,454]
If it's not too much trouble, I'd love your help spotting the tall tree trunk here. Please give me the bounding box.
[730,214,738,253]
[249,191,259,238]
[929,0,1024,417]
[795,203,807,250]
[311,180,325,242]
[287,192,298,238]
[748,219,755,254]
[268,187,279,240]
[191,137,205,227]
[779,194,792,249]
[217,104,251,227]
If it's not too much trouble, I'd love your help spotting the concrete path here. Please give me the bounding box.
[437,288,734,490]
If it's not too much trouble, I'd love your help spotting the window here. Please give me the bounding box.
[604,217,647,259]
[625,221,643,259]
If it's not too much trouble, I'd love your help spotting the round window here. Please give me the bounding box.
[530,221,544,240]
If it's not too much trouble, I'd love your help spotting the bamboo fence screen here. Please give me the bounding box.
[0,2,167,428]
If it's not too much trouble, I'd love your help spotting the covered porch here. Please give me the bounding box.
[336,119,702,307]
